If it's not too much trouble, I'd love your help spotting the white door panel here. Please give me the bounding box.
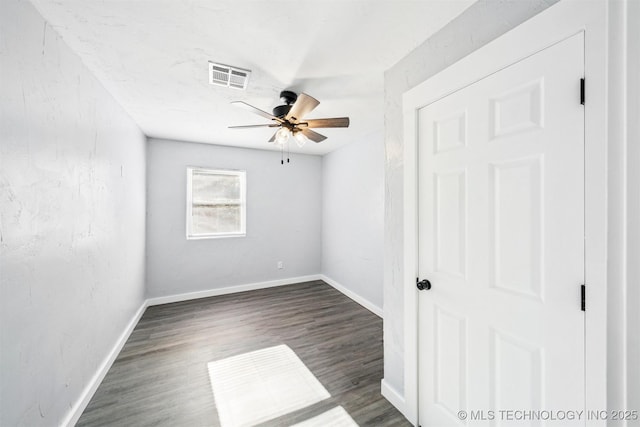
[418,33,585,426]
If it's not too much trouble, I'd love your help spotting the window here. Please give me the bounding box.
[186,167,246,239]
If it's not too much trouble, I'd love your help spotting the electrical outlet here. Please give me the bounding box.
[277,261,284,270]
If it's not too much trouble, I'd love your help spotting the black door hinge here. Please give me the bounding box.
[580,78,585,105]
[581,284,586,311]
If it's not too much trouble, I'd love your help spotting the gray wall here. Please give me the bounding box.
[382,0,558,396]
[0,0,147,425]
[146,138,322,297]
[321,131,384,311]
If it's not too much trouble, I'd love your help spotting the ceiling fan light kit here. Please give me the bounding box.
[273,129,308,148]
[275,127,291,145]
[293,131,308,147]
[229,90,350,163]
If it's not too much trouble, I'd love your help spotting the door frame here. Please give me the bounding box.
[402,1,609,424]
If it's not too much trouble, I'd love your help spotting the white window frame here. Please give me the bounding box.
[186,167,246,239]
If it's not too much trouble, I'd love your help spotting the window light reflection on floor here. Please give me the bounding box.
[291,406,358,427]
[207,344,331,427]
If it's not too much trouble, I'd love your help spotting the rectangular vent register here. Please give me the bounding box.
[208,62,251,89]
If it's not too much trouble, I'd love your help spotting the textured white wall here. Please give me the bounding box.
[382,0,559,397]
[321,130,384,311]
[145,138,322,297]
[0,0,147,425]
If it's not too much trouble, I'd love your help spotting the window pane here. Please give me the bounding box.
[191,204,241,235]
[192,172,240,201]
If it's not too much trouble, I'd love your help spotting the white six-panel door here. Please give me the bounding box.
[418,33,585,426]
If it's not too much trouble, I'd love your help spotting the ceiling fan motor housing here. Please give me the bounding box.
[272,90,298,118]
[272,104,292,118]
[279,90,297,105]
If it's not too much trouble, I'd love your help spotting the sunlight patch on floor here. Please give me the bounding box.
[291,406,358,427]
[207,344,331,427]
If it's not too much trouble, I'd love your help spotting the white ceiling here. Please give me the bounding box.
[30,0,475,155]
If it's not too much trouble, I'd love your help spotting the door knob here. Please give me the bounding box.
[416,278,432,291]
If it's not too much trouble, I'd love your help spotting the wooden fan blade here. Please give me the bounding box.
[301,128,327,143]
[228,124,280,129]
[301,117,350,128]
[268,131,278,143]
[285,93,320,122]
[231,101,283,122]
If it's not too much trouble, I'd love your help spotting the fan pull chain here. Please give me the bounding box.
[287,141,290,163]
[281,144,284,165]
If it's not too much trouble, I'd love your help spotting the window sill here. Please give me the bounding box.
[187,233,246,240]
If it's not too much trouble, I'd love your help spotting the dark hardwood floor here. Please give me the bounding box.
[77,281,411,426]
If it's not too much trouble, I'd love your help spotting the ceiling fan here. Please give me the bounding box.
[229,90,350,147]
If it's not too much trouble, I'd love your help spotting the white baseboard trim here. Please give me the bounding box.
[381,378,408,421]
[146,274,323,306]
[63,300,148,427]
[319,275,383,318]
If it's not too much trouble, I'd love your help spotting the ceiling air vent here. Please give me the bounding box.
[208,62,251,90]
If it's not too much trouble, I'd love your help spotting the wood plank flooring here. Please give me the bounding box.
[78,281,411,427]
